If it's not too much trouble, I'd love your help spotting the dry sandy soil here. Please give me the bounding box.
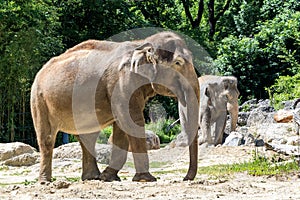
[0,145,300,200]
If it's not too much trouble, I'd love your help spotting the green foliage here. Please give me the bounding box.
[215,2,300,101]
[146,118,181,144]
[97,126,113,144]
[0,0,64,146]
[267,74,300,110]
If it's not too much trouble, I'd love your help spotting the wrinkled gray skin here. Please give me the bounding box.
[198,75,239,145]
[30,32,200,183]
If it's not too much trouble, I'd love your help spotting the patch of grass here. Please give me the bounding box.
[11,169,31,176]
[0,166,9,171]
[150,161,169,168]
[23,178,38,186]
[197,151,299,178]
[65,176,81,182]
[125,161,169,169]
[124,162,134,168]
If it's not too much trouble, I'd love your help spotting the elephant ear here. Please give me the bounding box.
[131,43,157,74]
[118,43,157,80]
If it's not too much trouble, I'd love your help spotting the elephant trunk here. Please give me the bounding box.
[227,100,239,131]
[178,75,199,181]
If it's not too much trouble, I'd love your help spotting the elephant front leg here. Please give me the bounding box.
[214,114,227,145]
[76,132,101,181]
[128,134,156,182]
[100,122,129,182]
[199,109,213,145]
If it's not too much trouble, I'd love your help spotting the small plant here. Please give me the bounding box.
[241,103,251,112]
[97,126,113,144]
[146,118,181,144]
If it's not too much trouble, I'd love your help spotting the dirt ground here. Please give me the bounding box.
[1,145,300,200]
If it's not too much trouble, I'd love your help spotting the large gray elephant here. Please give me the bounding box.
[198,75,239,145]
[30,31,200,183]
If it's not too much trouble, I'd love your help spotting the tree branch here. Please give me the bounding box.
[181,0,204,28]
[181,0,195,27]
[195,0,204,27]
[216,0,232,21]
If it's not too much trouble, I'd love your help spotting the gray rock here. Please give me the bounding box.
[244,133,255,145]
[108,130,160,150]
[171,131,189,147]
[53,142,111,164]
[247,109,275,126]
[248,123,295,144]
[4,153,38,166]
[254,139,264,147]
[283,100,294,110]
[287,136,300,146]
[223,132,243,146]
[145,130,160,150]
[0,142,37,161]
[265,143,300,156]
[238,112,250,126]
[240,99,257,111]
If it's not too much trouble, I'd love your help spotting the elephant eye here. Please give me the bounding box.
[174,57,185,66]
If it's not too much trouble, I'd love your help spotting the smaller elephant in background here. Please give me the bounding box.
[198,75,239,145]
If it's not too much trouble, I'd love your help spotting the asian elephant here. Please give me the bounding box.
[198,75,239,145]
[30,31,200,183]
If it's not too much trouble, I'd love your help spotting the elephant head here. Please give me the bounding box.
[221,76,239,131]
[111,31,200,181]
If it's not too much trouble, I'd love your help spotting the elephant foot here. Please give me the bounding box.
[39,173,52,184]
[183,174,195,181]
[82,169,101,181]
[99,167,121,182]
[132,172,157,182]
[39,177,51,184]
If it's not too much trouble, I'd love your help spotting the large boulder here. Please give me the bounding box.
[144,130,160,150]
[171,131,189,147]
[4,153,38,166]
[0,142,38,166]
[53,142,111,164]
[108,130,160,151]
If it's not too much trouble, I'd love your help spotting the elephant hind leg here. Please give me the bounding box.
[31,99,57,183]
[37,127,57,183]
[76,132,101,181]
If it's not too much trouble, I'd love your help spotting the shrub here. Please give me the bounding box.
[267,73,300,110]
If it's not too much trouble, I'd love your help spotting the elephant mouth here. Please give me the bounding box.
[151,83,175,97]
